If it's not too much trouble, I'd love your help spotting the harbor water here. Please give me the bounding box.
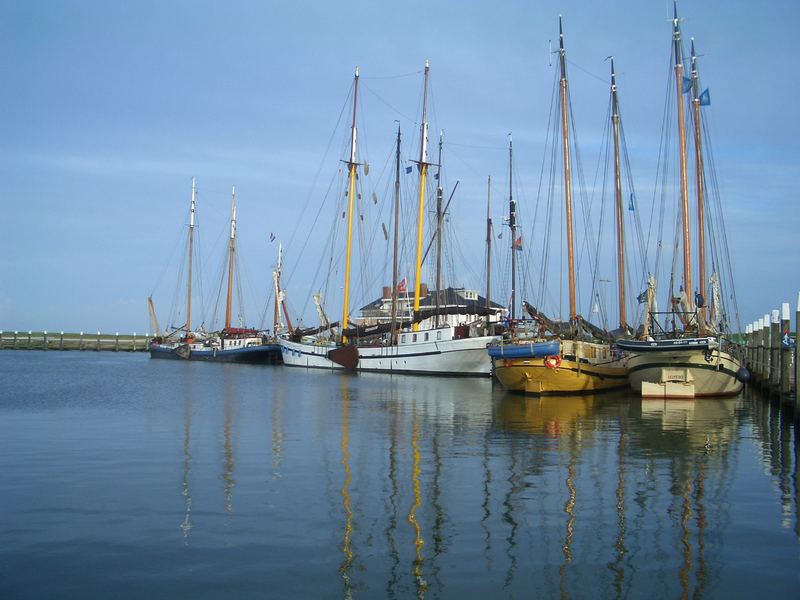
[1,351,798,598]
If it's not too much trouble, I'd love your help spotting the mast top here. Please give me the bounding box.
[424,59,429,70]
[354,66,359,78]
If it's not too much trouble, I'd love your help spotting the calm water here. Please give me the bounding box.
[1,351,798,598]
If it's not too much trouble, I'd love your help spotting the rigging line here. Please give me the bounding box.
[566,58,610,85]
[361,69,423,80]
[444,141,508,151]
[361,82,417,125]
[285,83,353,271]
[535,66,560,310]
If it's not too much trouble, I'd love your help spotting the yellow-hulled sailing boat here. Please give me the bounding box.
[490,17,628,395]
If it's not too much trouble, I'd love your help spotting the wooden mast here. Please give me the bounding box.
[434,130,444,328]
[558,16,578,322]
[508,133,517,321]
[610,58,627,330]
[672,1,693,311]
[412,60,430,333]
[224,186,236,331]
[341,67,360,344]
[390,123,401,343]
[690,38,707,322]
[185,177,197,338]
[486,175,492,315]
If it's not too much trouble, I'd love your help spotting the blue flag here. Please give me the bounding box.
[699,88,710,106]
[682,76,692,94]
[628,193,635,212]
[405,166,413,174]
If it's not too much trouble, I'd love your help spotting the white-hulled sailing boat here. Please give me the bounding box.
[150,183,282,363]
[277,67,362,370]
[327,61,501,376]
[489,18,628,394]
[617,3,748,397]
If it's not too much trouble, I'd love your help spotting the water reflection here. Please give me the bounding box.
[160,369,798,597]
[180,380,193,542]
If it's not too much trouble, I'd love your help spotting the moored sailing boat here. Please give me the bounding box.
[489,18,628,394]
[150,183,281,363]
[328,61,501,376]
[278,67,362,370]
[617,3,747,397]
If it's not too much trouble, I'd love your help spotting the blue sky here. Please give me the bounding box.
[1,0,798,334]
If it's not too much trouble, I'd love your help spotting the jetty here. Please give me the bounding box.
[0,331,150,352]
[743,292,799,419]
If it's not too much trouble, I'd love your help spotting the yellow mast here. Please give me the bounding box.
[186,177,197,338]
[224,186,236,331]
[412,60,430,332]
[341,67,359,344]
[610,59,627,330]
[558,17,577,322]
[690,38,707,322]
[673,2,693,311]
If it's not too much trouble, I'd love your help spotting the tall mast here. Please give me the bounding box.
[273,243,282,335]
[559,16,577,322]
[434,130,444,328]
[486,175,492,315]
[224,186,236,331]
[610,58,627,330]
[412,60,430,333]
[390,123,401,343]
[508,133,517,321]
[186,177,197,337]
[673,1,693,310]
[690,38,707,321]
[341,67,360,343]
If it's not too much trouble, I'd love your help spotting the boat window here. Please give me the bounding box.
[424,332,429,341]
[401,335,406,344]
[437,331,442,340]
[412,334,417,343]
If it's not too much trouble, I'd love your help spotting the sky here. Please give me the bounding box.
[1,0,798,334]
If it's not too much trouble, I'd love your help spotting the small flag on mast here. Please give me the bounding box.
[269,232,276,242]
[397,278,407,294]
[628,193,635,212]
[405,166,413,174]
[699,88,710,106]
[513,236,523,250]
[682,76,692,94]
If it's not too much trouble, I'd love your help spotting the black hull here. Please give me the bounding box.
[149,343,283,364]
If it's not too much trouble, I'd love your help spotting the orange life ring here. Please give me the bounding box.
[544,355,562,370]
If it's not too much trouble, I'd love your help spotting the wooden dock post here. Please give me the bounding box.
[745,324,753,374]
[796,292,800,417]
[770,310,781,396]
[780,303,791,401]
[756,318,765,383]
[763,313,771,387]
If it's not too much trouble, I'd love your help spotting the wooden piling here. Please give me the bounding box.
[796,292,800,418]
[780,303,791,401]
[770,310,780,396]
